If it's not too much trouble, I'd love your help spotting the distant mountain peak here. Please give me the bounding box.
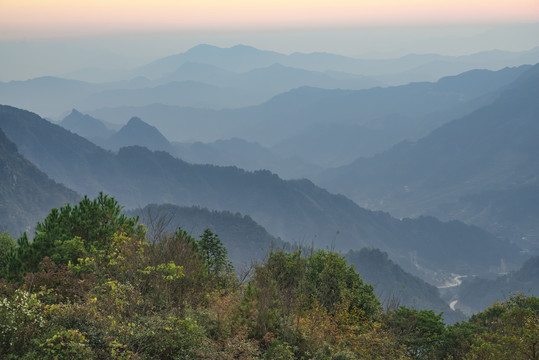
[231,44,255,49]
[120,116,167,138]
[184,44,268,56]
[60,109,111,140]
[126,116,146,127]
[230,44,259,52]
[109,116,171,152]
[184,43,222,54]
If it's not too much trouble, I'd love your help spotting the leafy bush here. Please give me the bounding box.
[23,257,96,304]
[129,315,207,359]
[39,328,95,359]
[383,307,445,359]
[264,340,295,360]
[464,293,539,360]
[0,289,45,356]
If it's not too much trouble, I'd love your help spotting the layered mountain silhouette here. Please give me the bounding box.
[0,130,469,318]
[89,65,530,167]
[0,105,524,285]
[3,44,538,120]
[133,44,539,84]
[58,112,317,179]
[0,127,80,235]
[4,42,539,322]
[79,80,256,110]
[60,109,113,140]
[59,112,172,153]
[136,44,284,78]
[0,76,102,117]
[318,63,539,251]
[106,116,172,152]
[171,138,321,180]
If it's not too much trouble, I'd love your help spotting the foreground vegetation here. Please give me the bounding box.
[0,194,537,359]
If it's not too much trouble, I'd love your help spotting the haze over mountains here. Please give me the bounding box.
[1,40,538,319]
[60,109,321,179]
[318,63,539,252]
[1,44,539,120]
[112,44,539,85]
[0,105,525,288]
[1,113,470,321]
[0,127,80,236]
[84,64,531,167]
[61,108,114,140]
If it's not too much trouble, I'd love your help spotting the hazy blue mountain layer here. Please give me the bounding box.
[89,65,530,167]
[59,111,319,179]
[0,105,524,285]
[0,127,80,236]
[133,44,539,85]
[106,116,173,152]
[318,63,539,251]
[60,109,114,140]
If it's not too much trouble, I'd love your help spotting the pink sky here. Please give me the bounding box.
[2,0,539,39]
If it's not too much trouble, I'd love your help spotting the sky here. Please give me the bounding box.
[2,0,539,37]
[1,0,539,81]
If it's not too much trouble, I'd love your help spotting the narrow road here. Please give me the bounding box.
[438,274,467,289]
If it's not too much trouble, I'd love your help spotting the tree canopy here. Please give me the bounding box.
[0,194,537,359]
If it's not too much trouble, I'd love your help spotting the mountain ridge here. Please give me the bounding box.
[317,62,539,251]
[107,116,172,152]
[88,65,531,167]
[0,127,80,235]
[0,104,524,285]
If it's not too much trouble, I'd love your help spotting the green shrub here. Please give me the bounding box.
[264,341,295,360]
[0,289,45,356]
[39,328,95,359]
[129,315,207,359]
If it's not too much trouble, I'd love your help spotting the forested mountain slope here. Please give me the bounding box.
[0,128,80,235]
[0,192,537,359]
[318,63,539,250]
[457,255,539,315]
[0,105,524,285]
[345,248,466,324]
[127,203,284,267]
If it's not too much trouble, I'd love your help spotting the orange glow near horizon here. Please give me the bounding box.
[2,0,539,39]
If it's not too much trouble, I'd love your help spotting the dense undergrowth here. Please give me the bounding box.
[0,194,537,359]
